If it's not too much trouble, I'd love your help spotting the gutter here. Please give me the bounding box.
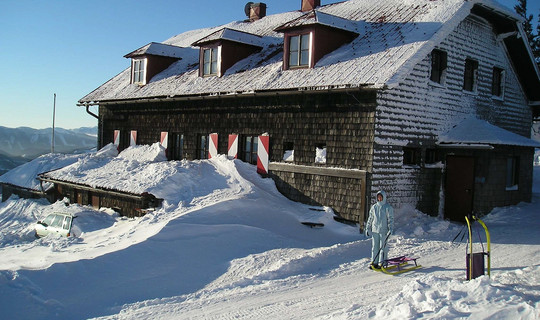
[76,84,379,107]
[85,105,99,119]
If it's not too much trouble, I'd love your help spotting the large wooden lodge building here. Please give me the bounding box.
[69,0,540,222]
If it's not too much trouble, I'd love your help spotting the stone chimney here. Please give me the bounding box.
[301,0,320,12]
[248,2,267,21]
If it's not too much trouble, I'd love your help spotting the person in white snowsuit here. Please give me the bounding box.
[365,190,394,269]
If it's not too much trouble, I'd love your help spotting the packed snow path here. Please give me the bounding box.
[0,151,538,319]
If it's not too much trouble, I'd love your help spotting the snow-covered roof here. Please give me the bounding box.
[79,0,523,105]
[39,144,169,196]
[275,10,360,34]
[124,42,191,59]
[192,28,265,48]
[438,118,540,148]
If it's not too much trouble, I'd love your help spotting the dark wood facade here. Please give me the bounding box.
[98,90,377,222]
[39,178,162,218]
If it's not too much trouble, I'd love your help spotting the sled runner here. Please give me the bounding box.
[375,256,422,275]
[368,232,422,275]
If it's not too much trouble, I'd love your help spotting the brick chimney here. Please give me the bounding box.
[301,0,320,12]
[248,2,267,21]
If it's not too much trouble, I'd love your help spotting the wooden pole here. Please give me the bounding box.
[52,93,56,153]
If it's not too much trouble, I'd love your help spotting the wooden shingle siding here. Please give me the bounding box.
[100,91,377,167]
[372,15,534,215]
[269,163,368,222]
[99,91,377,222]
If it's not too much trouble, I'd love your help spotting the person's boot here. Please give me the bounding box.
[370,262,381,270]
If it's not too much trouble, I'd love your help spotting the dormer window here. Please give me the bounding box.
[193,28,263,78]
[132,58,146,84]
[275,11,358,71]
[125,42,190,85]
[288,33,311,68]
[203,47,219,76]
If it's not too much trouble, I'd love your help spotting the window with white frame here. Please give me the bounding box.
[132,58,146,84]
[288,33,310,68]
[203,47,219,76]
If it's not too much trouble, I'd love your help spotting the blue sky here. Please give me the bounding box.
[0,0,537,129]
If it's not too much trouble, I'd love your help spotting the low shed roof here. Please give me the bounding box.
[438,118,540,148]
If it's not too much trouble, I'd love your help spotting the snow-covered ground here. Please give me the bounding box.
[0,145,538,319]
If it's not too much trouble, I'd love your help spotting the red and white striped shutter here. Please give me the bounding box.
[160,132,169,158]
[208,133,218,159]
[130,130,137,146]
[113,130,120,150]
[160,132,169,149]
[228,134,238,159]
[257,134,270,174]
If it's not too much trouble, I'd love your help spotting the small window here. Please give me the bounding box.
[283,142,294,162]
[403,147,421,166]
[51,214,64,228]
[132,58,146,84]
[463,59,478,92]
[491,67,504,97]
[288,34,310,68]
[315,143,326,164]
[62,216,72,230]
[425,149,440,165]
[430,49,447,84]
[197,135,209,159]
[242,136,258,165]
[42,214,55,226]
[169,133,184,161]
[120,130,130,151]
[506,157,519,190]
[203,47,219,76]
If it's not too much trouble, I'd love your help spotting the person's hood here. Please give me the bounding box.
[376,190,387,205]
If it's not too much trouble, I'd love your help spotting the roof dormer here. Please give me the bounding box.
[192,28,263,77]
[124,42,187,85]
[275,10,359,70]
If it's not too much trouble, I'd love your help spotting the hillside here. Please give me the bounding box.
[0,154,27,176]
[0,126,97,175]
[0,145,538,319]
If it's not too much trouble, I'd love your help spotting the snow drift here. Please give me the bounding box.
[0,146,538,319]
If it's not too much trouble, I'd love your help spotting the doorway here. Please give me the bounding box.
[445,156,475,222]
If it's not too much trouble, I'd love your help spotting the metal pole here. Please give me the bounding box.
[52,93,56,153]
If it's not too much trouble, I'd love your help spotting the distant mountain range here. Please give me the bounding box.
[0,126,97,175]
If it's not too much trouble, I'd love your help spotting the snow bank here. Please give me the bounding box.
[0,151,538,319]
[375,270,539,319]
[43,143,172,196]
[0,143,117,191]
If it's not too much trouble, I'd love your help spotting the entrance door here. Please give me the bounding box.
[445,156,475,222]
